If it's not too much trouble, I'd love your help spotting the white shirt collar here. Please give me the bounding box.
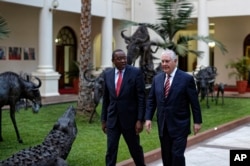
[115,68,125,74]
[167,67,177,78]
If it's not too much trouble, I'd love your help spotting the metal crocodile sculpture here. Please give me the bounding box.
[0,106,77,166]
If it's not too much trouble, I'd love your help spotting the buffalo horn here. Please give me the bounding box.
[121,30,131,42]
[150,42,159,53]
[83,69,96,82]
[34,76,42,88]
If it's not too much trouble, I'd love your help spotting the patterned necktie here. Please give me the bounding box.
[116,70,123,96]
[164,75,171,97]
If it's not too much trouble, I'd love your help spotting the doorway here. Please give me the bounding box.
[55,27,77,94]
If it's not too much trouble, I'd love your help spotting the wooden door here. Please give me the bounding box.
[56,46,64,89]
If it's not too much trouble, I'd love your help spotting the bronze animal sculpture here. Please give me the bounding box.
[121,25,159,85]
[83,68,112,123]
[193,66,217,108]
[0,71,42,143]
[215,82,226,105]
[0,106,77,166]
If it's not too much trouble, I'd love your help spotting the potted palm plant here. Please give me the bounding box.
[225,56,250,93]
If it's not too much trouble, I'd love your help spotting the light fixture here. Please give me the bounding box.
[208,42,215,48]
[55,38,60,43]
[52,0,59,9]
[50,0,59,12]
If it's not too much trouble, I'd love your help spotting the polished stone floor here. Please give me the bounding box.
[147,123,250,166]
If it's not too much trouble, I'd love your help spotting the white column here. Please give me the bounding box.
[32,0,60,97]
[197,0,209,68]
[130,0,136,33]
[101,0,113,68]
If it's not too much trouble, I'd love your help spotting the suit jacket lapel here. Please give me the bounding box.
[168,69,180,97]
[108,68,116,96]
[119,65,130,96]
[159,73,166,99]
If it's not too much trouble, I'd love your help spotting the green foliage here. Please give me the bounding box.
[0,16,10,39]
[225,56,250,81]
[65,61,80,79]
[122,0,227,56]
[1,98,250,165]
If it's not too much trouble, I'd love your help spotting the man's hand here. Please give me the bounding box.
[135,121,143,135]
[102,121,107,134]
[145,120,152,134]
[193,123,202,135]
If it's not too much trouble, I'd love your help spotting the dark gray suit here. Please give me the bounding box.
[101,65,145,166]
[145,69,202,166]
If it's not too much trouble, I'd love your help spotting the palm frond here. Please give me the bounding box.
[120,20,139,30]
[188,50,204,56]
[141,23,169,42]
[174,44,189,56]
[176,34,195,45]
[157,41,175,49]
[155,0,194,40]
[0,16,10,39]
[175,35,228,56]
[192,35,228,55]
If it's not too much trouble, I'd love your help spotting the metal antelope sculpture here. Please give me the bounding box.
[0,71,42,143]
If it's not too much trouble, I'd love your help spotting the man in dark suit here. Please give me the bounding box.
[101,49,146,166]
[145,49,202,166]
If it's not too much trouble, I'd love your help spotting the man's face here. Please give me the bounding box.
[112,51,127,70]
[161,54,177,74]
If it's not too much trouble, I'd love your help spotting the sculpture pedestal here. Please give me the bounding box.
[32,71,61,97]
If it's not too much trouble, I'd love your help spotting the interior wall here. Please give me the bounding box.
[0,2,39,73]
[212,16,250,85]
[93,34,101,69]
[113,19,128,53]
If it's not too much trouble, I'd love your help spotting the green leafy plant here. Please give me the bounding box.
[0,16,10,39]
[225,56,250,81]
[65,61,80,79]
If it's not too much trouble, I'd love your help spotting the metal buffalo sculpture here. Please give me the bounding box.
[0,71,42,143]
[121,25,159,85]
[83,68,112,123]
[193,66,217,108]
[0,106,77,166]
[215,82,226,105]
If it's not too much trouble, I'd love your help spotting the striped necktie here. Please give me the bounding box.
[116,70,122,96]
[164,75,171,97]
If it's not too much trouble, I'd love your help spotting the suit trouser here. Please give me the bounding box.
[159,123,188,166]
[106,122,145,166]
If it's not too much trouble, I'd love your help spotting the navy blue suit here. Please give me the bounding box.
[145,69,202,166]
[101,65,145,166]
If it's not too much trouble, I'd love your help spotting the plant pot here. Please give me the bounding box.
[236,80,248,94]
